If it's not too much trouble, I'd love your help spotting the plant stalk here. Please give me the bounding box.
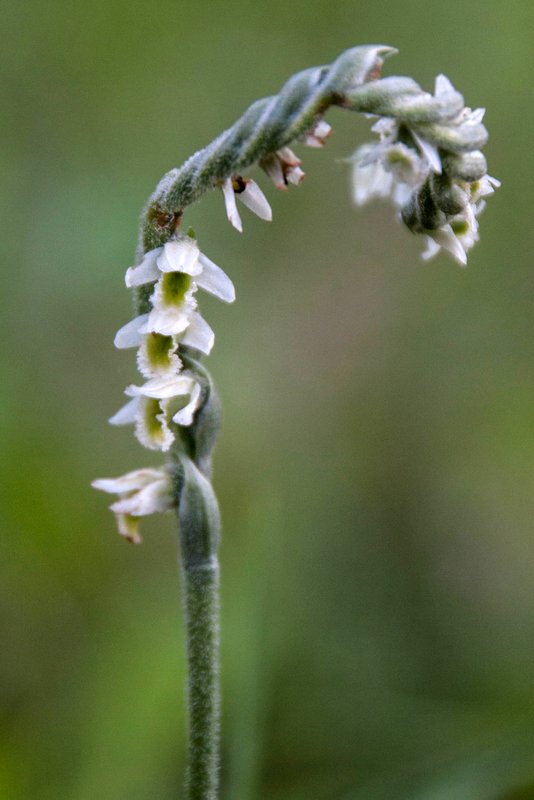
[181,556,221,800]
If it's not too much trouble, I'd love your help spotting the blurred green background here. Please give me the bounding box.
[2,1,533,797]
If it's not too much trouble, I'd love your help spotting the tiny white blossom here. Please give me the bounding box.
[301,119,332,148]
[109,395,175,451]
[92,467,173,544]
[260,147,305,189]
[115,311,214,375]
[110,373,203,450]
[135,238,234,336]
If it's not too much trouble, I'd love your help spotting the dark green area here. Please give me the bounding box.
[2,1,533,798]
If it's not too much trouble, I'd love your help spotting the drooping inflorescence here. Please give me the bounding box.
[94,45,498,542]
[348,74,500,264]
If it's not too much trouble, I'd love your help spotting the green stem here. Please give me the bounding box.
[181,557,221,800]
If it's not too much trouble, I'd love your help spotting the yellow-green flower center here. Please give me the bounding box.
[161,271,192,306]
[146,333,175,369]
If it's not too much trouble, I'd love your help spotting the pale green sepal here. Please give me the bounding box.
[177,455,221,567]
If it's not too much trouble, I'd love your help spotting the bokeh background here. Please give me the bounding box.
[2,1,533,797]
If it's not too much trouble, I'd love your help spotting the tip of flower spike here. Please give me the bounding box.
[363,45,398,82]
[378,46,398,58]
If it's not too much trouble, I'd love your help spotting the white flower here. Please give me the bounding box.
[119,237,235,340]
[109,395,175,451]
[370,116,442,174]
[146,238,234,335]
[110,373,202,450]
[92,467,173,543]
[301,119,332,148]
[115,311,214,377]
[221,176,272,232]
[260,147,305,189]
[351,141,426,208]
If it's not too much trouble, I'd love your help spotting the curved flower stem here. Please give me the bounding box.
[181,558,221,800]
[122,42,496,800]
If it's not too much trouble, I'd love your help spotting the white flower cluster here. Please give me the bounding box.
[94,117,333,541]
[93,234,235,541]
[111,235,235,449]
[350,76,499,265]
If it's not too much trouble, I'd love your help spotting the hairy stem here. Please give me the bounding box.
[181,559,221,800]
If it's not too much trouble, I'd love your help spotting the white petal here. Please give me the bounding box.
[303,135,323,149]
[469,107,486,124]
[157,238,202,275]
[111,477,172,516]
[222,178,243,232]
[125,248,162,288]
[92,468,167,495]
[237,180,272,221]
[144,304,193,336]
[171,382,202,427]
[196,254,235,303]
[181,311,215,354]
[127,375,197,400]
[411,130,442,174]
[313,119,332,139]
[261,155,286,189]
[278,147,300,166]
[109,397,139,426]
[434,74,456,98]
[302,120,332,148]
[114,314,149,349]
[421,237,441,261]
[286,166,305,185]
[429,225,467,266]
